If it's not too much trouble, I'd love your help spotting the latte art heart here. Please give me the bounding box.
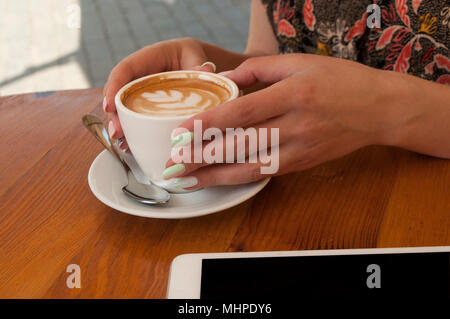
[123,77,231,117]
[140,89,214,111]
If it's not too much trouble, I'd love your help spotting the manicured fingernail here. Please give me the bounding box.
[115,138,124,147]
[200,61,216,72]
[171,131,194,147]
[172,176,198,189]
[119,140,128,150]
[102,96,107,112]
[108,121,116,138]
[162,163,185,179]
[171,127,189,139]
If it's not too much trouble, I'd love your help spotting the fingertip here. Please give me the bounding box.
[181,185,200,191]
[221,68,255,89]
[170,127,191,139]
[218,70,232,77]
[165,159,175,168]
[190,65,203,71]
[102,96,108,112]
[106,95,117,113]
[104,84,119,112]
[200,61,216,72]
[200,65,215,73]
[111,114,124,137]
[191,65,215,73]
[116,137,126,148]
[108,121,116,139]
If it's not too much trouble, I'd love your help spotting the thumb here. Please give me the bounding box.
[219,55,302,89]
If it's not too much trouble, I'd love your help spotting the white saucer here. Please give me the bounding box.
[88,150,270,219]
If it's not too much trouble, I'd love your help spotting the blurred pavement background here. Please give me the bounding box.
[0,0,250,96]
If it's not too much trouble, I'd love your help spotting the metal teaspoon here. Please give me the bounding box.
[82,114,170,205]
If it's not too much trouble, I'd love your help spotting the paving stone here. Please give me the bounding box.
[182,22,210,39]
[150,15,180,34]
[0,0,250,96]
[97,1,130,37]
[171,6,197,24]
[80,0,96,13]
[81,11,107,41]
[159,28,185,41]
[82,39,115,84]
[134,29,161,47]
[109,35,139,62]
[144,3,171,21]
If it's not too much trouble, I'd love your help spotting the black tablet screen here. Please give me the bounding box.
[200,252,449,299]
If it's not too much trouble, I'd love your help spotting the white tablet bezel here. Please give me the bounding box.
[166,246,450,299]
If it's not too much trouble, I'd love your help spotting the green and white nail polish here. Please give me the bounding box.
[156,176,198,193]
[162,163,185,179]
[171,132,194,147]
[172,176,198,189]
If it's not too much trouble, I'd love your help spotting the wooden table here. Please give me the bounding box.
[0,89,449,298]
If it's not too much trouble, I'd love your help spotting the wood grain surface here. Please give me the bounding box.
[0,89,449,298]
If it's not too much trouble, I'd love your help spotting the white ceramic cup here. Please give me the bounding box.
[115,70,239,191]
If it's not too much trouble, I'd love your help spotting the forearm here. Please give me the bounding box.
[382,71,450,159]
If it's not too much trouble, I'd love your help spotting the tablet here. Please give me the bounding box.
[167,246,450,299]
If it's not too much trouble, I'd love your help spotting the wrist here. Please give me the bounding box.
[383,74,450,158]
[371,70,426,148]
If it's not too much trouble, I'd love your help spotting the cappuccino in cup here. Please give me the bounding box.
[115,70,239,191]
[122,75,232,117]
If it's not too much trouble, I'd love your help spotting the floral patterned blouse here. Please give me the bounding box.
[261,0,450,84]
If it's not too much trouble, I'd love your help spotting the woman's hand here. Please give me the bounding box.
[164,53,445,190]
[102,37,219,149]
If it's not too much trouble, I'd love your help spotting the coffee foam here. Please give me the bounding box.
[122,74,231,117]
